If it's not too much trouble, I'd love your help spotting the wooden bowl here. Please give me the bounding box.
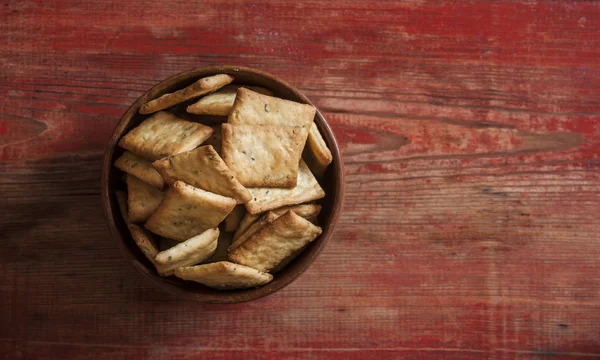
[101,65,344,303]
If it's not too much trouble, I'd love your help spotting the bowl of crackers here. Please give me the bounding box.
[101,66,344,303]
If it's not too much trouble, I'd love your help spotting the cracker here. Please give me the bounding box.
[126,174,164,223]
[115,190,129,223]
[229,211,279,252]
[174,261,273,290]
[245,160,325,214]
[233,203,321,241]
[154,228,219,273]
[144,181,236,241]
[114,151,165,189]
[302,122,333,178]
[203,125,222,154]
[229,211,322,272]
[126,223,172,276]
[118,111,214,161]
[224,205,246,232]
[221,123,306,188]
[139,74,234,114]
[228,88,315,129]
[187,85,273,116]
[152,145,252,203]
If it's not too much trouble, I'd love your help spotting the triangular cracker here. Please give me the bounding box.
[229,211,279,252]
[145,181,236,241]
[139,74,234,114]
[302,123,333,178]
[119,111,214,161]
[152,145,251,203]
[126,174,164,223]
[224,205,246,232]
[228,87,315,129]
[229,211,322,272]
[221,123,306,188]
[114,151,165,189]
[187,85,273,116]
[244,160,325,215]
[126,223,172,276]
[154,228,219,273]
[174,261,273,290]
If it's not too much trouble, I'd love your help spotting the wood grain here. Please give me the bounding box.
[1,0,599,358]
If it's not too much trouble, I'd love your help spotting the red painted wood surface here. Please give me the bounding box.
[1,1,600,359]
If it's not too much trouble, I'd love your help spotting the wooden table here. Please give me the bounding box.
[2,1,599,359]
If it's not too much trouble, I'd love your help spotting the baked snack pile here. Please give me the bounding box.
[113,74,333,290]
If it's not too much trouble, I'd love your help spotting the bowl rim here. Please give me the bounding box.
[101,65,345,303]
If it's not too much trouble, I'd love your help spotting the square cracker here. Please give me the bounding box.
[154,228,219,273]
[229,211,279,252]
[119,111,214,161]
[224,205,246,232]
[126,223,172,276]
[126,174,164,223]
[221,123,305,188]
[244,160,325,215]
[152,145,252,203]
[187,85,273,116]
[229,210,322,272]
[175,261,273,290]
[114,151,165,189]
[233,203,321,241]
[228,87,315,129]
[139,74,234,114]
[302,122,333,178]
[145,181,236,241]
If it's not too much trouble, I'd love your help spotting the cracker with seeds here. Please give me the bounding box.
[187,85,273,116]
[303,123,333,178]
[175,261,273,290]
[244,160,325,214]
[229,211,322,272]
[224,205,246,233]
[221,124,306,188]
[119,111,213,160]
[228,88,315,130]
[114,151,165,189]
[126,174,164,223]
[229,211,279,252]
[126,223,172,276]
[145,181,236,241]
[154,228,219,273]
[152,145,251,204]
[139,74,234,114]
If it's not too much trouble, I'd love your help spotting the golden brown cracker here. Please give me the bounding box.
[174,261,273,290]
[118,111,213,161]
[139,74,234,114]
[244,160,325,214]
[229,211,322,272]
[144,181,236,241]
[187,85,273,116]
[221,123,305,188]
[114,151,165,189]
[126,174,164,223]
[152,145,251,203]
